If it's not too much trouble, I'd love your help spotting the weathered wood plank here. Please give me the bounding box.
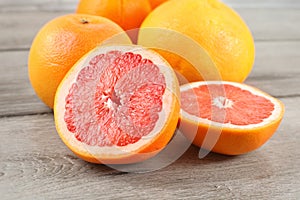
[0,50,51,116]
[0,0,77,12]
[239,8,300,41]
[0,7,300,50]
[0,12,69,51]
[223,0,300,8]
[246,41,300,97]
[0,96,299,199]
[0,41,299,117]
[0,0,299,12]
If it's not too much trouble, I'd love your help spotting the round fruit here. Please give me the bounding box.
[149,0,169,9]
[138,0,255,83]
[179,81,284,155]
[76,0,152,31]
[54,45,180,164]
[28,14,130,108]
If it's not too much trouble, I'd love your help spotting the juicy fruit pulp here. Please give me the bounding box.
[179,81,284,155]
[54,45,180,164]
[64,51,166,147]
[181,84,275,126]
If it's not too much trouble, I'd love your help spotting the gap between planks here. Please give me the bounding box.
[1,7,300,50]
[0,95,297,119]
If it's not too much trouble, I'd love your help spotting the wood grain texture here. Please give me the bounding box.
[1,42,299,117]
[0,12,69,51]
[0,7,300,50]
[246,41,300,97]
[0,0,299,12]
[0,50,51,117]
[223,0,300,8]
[238,8,300,41]
[0,99,299,199]
[0,0,77,12]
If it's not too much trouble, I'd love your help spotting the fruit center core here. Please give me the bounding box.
[212,96,233,109]
[111,90,121,106]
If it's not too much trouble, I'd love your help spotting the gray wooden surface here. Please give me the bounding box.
[0,0,299,199]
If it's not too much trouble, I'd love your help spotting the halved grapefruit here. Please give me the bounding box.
[179,81,284,155]
[54,45,180,164]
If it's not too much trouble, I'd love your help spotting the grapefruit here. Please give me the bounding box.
[179,81,284,155]
[28,14,130,108]
[138,0,255,83]
[54,45,180,164]
[149,0,169,9]
[76,0,152,31]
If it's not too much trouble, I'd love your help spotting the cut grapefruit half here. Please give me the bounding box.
[54,45,180,164]
[179,81,284,155]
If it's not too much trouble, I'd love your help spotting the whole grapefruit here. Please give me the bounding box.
[138,0,255,83]
[28,14,130,108]
[76,0,152,31]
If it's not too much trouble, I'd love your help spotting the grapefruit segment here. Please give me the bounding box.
[54,45,180,164]
[179,81,284,155]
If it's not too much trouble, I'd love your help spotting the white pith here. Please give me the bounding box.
[54,45,179,158]
[180,81,283,129]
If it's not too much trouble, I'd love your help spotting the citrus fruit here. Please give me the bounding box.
[138,0,255,83]
[179,81,284,155]
[149,0,169,9]
[76,0,152,31]
[28,14,130,108]
[54,45,180,164]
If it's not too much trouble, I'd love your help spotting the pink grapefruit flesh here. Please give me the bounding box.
[64,51,166,147]
[181,83,275,126]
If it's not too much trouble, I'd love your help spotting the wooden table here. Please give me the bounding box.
[1,0,299,199]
